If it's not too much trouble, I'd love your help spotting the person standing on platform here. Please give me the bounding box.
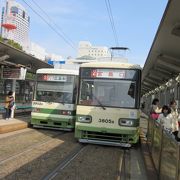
[169,100,179,140]
[150,98,162,120]
[157,105,172,132]
[4,91,14,120]
[158,104,179,140]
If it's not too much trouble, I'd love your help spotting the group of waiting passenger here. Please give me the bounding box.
[150,98,180,141]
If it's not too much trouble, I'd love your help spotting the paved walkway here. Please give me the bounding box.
[0,116,30,134]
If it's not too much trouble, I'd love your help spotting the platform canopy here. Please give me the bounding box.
[0,41,52,73]
[142,0,180,95]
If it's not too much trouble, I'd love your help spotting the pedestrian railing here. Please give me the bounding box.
[147,118,180,180]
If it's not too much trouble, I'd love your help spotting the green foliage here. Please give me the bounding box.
[0,36,22,50]
[7,39,22,50]
[26,72,36,80]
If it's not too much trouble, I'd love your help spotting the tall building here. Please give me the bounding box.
[77,41,110,59]
[1,0,30,51]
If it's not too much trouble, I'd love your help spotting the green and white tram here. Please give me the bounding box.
[75,62,141,147]
[31,68,78,130]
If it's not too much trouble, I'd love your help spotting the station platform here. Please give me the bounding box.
[0,116,30,134]
[140,112,158,180]
[0,113,158,179]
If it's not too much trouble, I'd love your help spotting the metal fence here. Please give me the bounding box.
[147,119,180,180]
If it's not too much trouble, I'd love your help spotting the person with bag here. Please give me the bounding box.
[5,91,14,120]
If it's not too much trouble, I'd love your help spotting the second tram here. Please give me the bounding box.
[31,68,78,130]
[75,62,141,147]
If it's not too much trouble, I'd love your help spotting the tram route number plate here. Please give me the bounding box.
[98,118,114,124]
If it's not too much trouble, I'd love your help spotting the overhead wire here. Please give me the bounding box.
[21,0,76,50]
[105,0,119,47]
[30,0,76,48]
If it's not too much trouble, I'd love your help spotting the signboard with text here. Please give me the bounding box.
[37,74,67,82]
[91,69,126,78]
[2,67,27,80]
[81,68,138,80]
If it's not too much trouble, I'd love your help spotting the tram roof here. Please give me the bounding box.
[0,41,52,73]
[142,0,180,95]
[80,61,141,69]
[37,68,79,75]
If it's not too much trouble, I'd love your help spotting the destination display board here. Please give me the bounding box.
[91,69,126,78]
[37,74,67,82]
[2,67,27,80]
[81,68,138,79]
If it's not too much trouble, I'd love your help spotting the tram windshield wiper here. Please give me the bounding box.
[92,94,106,110]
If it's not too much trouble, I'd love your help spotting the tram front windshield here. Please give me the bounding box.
[79,79,138,108]
[35,75,76,104]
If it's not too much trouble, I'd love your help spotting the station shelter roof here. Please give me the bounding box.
[0,41,52,73]
[142,0,180,95]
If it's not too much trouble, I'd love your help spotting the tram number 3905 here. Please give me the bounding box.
[98,118,114,124]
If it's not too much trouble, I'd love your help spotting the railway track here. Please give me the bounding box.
[43,143,148,180]
[118,149,131,180]
[43,144,86,180]
[0,131,65,165]
[42,144,133,180]
[0,131,78,179]
[0,129,147,180]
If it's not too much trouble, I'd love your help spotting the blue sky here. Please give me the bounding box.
[1,0,168,66]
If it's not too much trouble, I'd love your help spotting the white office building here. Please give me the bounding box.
[1,0,30,51]
[30,42,46,61]
[77,41,110,59]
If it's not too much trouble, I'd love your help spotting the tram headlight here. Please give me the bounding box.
[119,118,134,127]
[78,115,92,123]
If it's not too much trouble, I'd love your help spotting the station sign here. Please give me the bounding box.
[2,67,27,80]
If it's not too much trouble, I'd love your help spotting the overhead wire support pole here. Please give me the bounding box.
[21,0,76,51]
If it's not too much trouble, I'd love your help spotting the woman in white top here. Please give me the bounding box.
[158,105,173,131]
[158,104,179,141]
